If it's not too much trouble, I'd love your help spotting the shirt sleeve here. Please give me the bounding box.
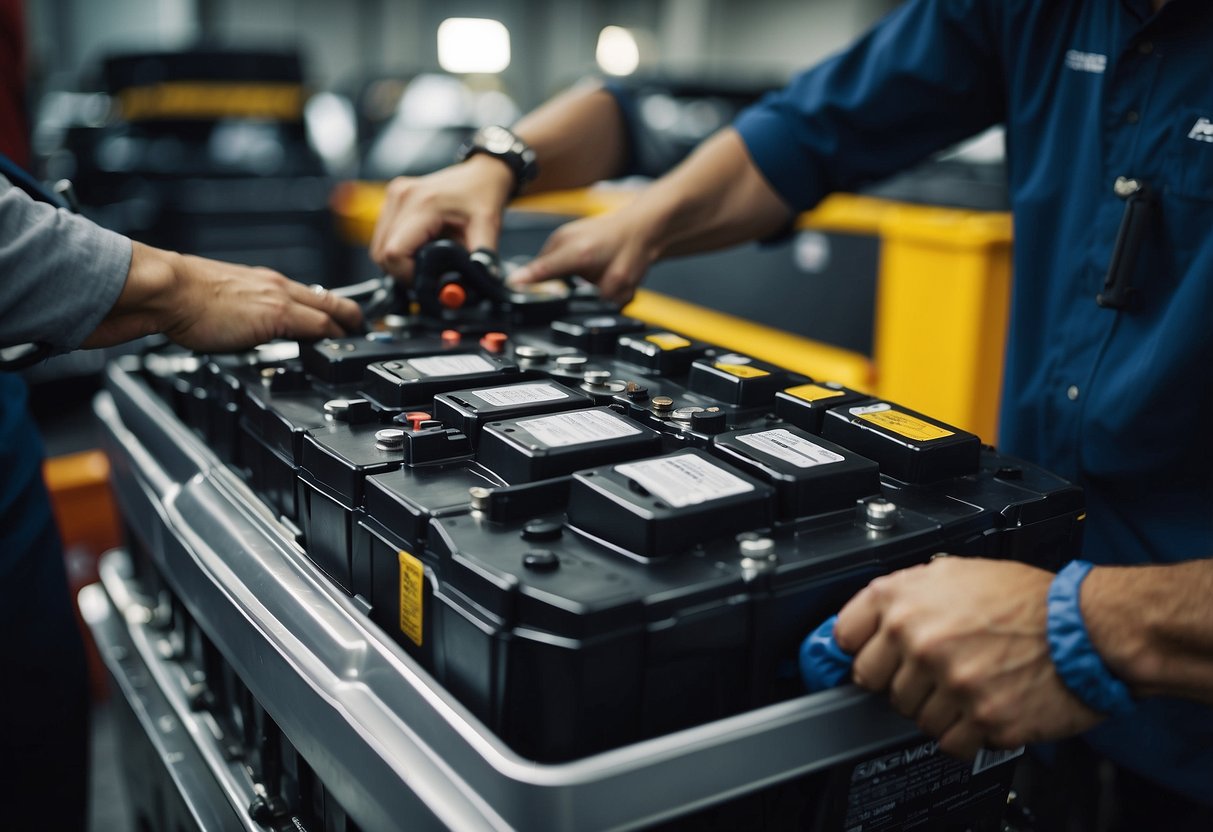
[733,0,1006,212]
[0,175,132,353]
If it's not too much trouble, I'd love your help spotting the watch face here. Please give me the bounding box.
[482,125,514,154]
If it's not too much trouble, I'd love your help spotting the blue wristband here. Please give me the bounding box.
[1046,560,1136,718]
[799,615,854,693]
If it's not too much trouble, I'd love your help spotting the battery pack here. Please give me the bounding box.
[478,406,663,483]
[363,352,518,409]
[615,329,710,377]
[711,425,880,520]
[775,381,867,434]
[687,353,791,407]
[822,399,980,483]
[566,449,776,556]
[432,380,592,446]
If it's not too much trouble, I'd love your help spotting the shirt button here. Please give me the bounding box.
[1126,110,1140,125]
[1137,41,1154,55]
[1067,385,1080,401]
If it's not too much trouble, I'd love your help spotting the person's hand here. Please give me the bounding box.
[510,206,660,304]
[370,156,515,283]
[834,557,1102,758]
[83,242,363,352]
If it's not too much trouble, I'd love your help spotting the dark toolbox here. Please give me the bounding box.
[93,242,1083,831]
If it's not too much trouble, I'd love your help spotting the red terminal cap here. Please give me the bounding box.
[405,411,432,431]
[438,282,467,309]
[480,331,508,353]
[441,329,461,345]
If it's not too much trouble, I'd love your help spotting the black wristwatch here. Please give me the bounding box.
[455,125,539,197]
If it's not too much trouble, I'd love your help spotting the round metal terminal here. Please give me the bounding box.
[625,381,649,402]
[737,533,778,579]
[375,428,407,451]
[324,398,351,417]
[863,498,898,531]
[671,406,705,422]
[515,345,548,362]
[468,486,492,511]
[583,369,612,387]
[651,396,675,415]
[522,550,560,572]
[737,533,777,560]
[555,354,589,369]
[522,519,563,542]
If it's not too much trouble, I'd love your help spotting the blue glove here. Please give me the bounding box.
[799,614,854,692]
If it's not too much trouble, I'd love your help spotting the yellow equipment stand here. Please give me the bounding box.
[331,182,1012,443]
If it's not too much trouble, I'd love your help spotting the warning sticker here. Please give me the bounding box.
[519,409,641,448]
[715,362,770,379]
[471,383,569,407]
[616,454,754,508]
[645,332,691,351]
[851,403,954,441]
[398,550,424,647]
[737,429,845,468]
[785,383,847,403]
[408,354,496,377]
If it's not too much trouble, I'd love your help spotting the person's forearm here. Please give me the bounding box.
[512,83,629,194]
[631,127,792,260]
[1083,558,1213,703]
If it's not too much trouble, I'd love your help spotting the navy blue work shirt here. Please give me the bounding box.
[733,0,1213,806]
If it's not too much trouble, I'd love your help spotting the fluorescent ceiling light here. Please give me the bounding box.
[596,26,640,76]
[438,18,511,74]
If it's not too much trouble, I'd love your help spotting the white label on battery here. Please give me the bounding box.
[408,354,496,377]
[850,402,891,416]
[583,316,618,328]
[471,383,569,407]
[736,429,845,468]
[616,454,753,508]
[519,409,641,447]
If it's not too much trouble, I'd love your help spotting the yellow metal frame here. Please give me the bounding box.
[332,182,1013,441]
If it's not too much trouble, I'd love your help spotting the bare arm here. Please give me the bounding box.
[371,83,629,281]
[84,241,362,352]
[1084,559,1213,704]
[510,127,791,302]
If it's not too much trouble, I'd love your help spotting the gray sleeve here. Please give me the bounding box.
[0,175,132,353]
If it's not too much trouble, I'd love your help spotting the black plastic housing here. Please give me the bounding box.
[822,399,981,483]
[774,381,867,434]
[478,406,663,483]
[687,354,791,406]
[566,449,776,557]
[711,426,881,520]
[432,380,592,446]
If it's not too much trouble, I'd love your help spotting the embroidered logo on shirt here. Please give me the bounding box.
[1065,50,1107,74]
[1188,118,1213,143]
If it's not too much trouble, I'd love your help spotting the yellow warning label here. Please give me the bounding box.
[645,332,691,351]
[715,362,769,379]
[858,409,954,441]
[398,550,424,647]
[785,383,846,403]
